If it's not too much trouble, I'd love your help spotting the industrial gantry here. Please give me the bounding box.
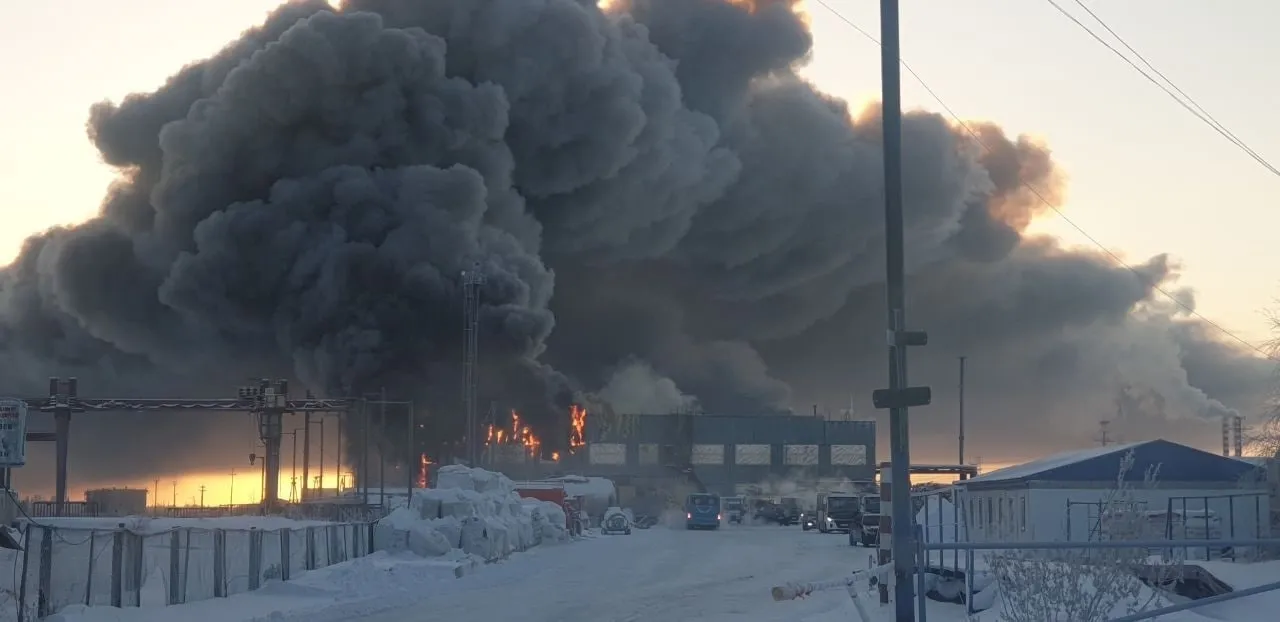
[21,377,351,513]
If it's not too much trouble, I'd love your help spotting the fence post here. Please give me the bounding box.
[37,525,52,618]
[110,527,123,607]
[328,525,338,565]
[913,524,928,622]
[130,532,144,606]
[182,529,192,604]
[281,529,292,581]
[367,521,375,556]
[213,530,226,598]
[305,526,316,571]
[167,530,181,605]
[248,528,262,591]
[85,531,96,606]
[18,526,32,622]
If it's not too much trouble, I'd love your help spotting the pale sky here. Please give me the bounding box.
[2,0,1275,346]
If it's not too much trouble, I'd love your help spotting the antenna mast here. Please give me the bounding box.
[462,262,486,465]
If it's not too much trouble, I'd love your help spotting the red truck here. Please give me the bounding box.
[514,482,585,536]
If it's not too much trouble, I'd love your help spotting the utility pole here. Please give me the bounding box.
[171,480,177,508]
[379,387,387,509]
[869,0,929,617]
[302,412,311,502]
[229,469,236,507]
[1097,420,1112,447]
[958,356,966,469]
[198,485,205,508]
[319,414,326,497]
[336,413,343,494]
[153,479,159,511]
[407,401,416,495]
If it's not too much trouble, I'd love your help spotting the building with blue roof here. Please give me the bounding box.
[955,439,1270,545]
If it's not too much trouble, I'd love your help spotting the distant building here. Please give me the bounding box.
[577,413,876,495]
[85,488,148,517]
[956,439,1269,547]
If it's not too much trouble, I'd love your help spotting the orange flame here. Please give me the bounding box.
[483,410,545,459]
[416,453,431,489]
[569,405,587,451]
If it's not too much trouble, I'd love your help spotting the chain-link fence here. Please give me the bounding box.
[4,521,373,620]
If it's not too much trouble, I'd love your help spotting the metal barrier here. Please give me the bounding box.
[26,502,98,518]
[4,521,374,620]
[921,538,1280,622]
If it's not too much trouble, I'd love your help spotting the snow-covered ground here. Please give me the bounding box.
[45,521,1280,622]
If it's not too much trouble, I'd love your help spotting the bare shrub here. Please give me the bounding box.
[987,450,1181,622]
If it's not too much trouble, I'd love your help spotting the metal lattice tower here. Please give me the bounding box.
[462,262,486,464]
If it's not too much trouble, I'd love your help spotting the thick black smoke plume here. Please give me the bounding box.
[2,0,1271,488]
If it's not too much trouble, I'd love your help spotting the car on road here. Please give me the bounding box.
[722,495,746,524]
[685,493,722,530]
[601,507,632,535]
[800,511,817,531]
[849,496,881,547]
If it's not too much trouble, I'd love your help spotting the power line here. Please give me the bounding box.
[810,0,1275,360]
[1044,0,1280,178]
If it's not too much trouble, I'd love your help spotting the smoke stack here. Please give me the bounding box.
[1232,415,1244,457]
[1222,416,1231,456]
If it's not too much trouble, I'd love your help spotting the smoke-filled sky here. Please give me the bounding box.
[1,0,1277,492]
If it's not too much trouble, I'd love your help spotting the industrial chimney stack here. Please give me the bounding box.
[1222,416,1231,456]
[1232,415,1244,457]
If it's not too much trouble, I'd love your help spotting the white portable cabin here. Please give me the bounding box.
[955,440,1269,545]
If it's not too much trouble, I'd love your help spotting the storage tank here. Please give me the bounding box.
[85,488,148,517]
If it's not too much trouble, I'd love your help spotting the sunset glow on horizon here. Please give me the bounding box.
[46,466,390,507]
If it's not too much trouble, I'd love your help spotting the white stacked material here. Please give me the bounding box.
[373,466,567,564]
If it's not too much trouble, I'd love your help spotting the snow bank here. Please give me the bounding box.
[373,466,568,564]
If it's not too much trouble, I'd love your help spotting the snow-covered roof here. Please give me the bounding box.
[963,441,1146,486]
[961,439,1266,489]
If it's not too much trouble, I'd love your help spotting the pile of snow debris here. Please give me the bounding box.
[373,465,569,565]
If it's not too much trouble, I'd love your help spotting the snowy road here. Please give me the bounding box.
[361,524,880,622]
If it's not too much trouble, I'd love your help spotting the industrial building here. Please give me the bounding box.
[578,413,876,495]
[84,487,148,517]
[956,439,1270,545]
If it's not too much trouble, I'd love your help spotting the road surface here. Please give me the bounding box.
[360,524,880,622]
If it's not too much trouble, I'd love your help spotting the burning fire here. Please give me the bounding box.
[416,453,431,489]
[569,404,587,451]
[485,410,544,459]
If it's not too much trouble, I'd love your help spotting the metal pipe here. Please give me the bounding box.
[913,525,927,622]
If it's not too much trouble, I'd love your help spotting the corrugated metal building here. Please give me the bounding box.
[957,439,1269,546]
[578,413,876,495]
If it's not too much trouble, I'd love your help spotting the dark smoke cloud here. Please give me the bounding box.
[2,0,1271,491]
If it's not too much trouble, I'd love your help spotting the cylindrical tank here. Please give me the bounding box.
[85,488,148,517]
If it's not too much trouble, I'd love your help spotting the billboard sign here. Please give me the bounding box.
[0,399,28,468]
